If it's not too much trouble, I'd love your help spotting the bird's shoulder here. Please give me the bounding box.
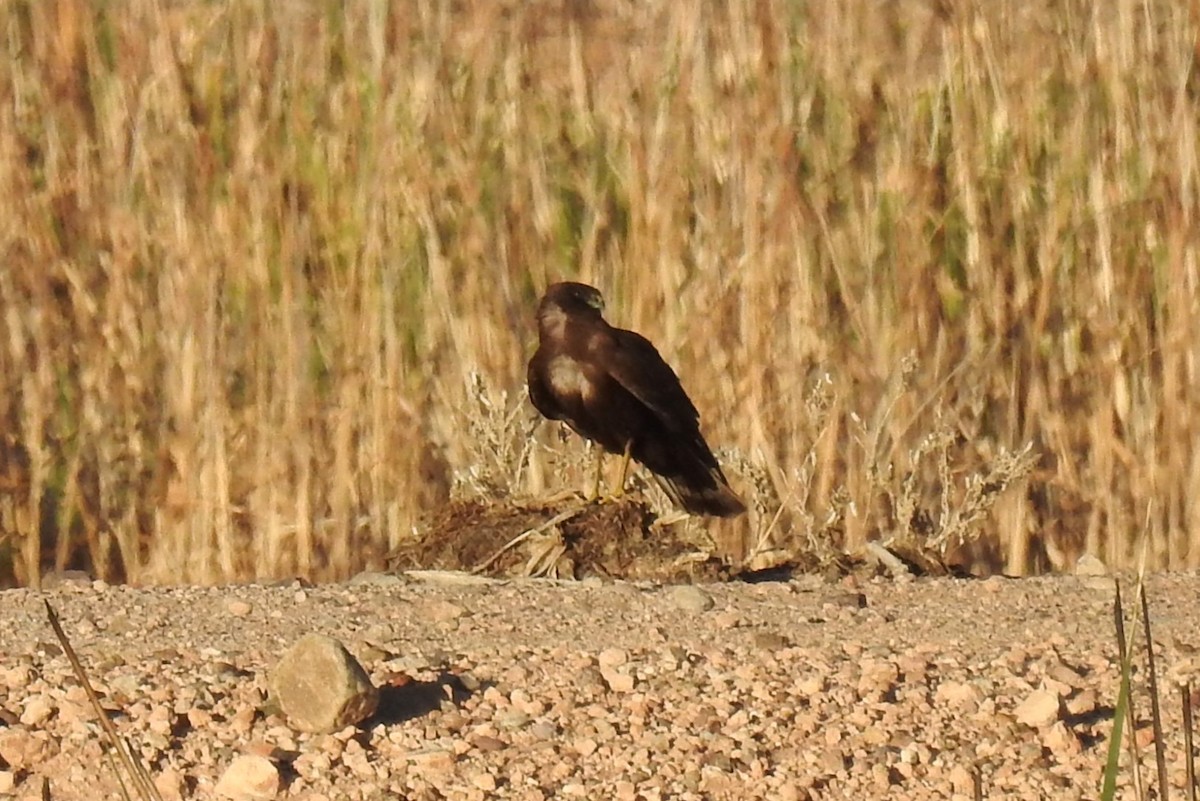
[599,325,675,380]
[600,325,700,425]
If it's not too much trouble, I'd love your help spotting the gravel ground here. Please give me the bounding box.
[2,571,1199,800]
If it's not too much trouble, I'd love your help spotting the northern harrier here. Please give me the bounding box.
[527,282,746,517]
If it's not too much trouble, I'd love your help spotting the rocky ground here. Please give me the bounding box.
[2,567,1199,800]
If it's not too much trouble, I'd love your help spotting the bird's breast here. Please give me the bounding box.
[546,355,592,401]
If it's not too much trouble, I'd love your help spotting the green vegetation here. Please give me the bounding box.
[1,0,1198,585]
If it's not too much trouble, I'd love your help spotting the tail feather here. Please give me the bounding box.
[653,471,747,518]
[632,429,746,517]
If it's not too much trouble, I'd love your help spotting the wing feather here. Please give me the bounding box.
[598,329,700,433]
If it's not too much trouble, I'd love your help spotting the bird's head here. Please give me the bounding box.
[537,282,606,332]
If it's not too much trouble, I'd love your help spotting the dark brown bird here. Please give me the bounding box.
[527,282,745,517]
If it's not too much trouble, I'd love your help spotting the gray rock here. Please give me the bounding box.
[347,571,406,587]
[669,585,714,612]
[269,634,379,733]
[1073,553,1109,576]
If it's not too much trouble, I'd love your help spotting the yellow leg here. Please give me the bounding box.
[589,447,605,500]
[610,440,633,497]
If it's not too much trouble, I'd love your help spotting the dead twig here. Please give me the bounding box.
[471,504,587,574]
[44,601,162,801]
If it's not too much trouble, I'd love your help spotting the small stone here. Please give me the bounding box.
[342,746,374,779]
[405,570,497,586]
[1047,661,1084,687]
[471,735,507,752]
[470,772,498,791]
[56,698,89,728]
[1042,721,1081,757]
[1013,689,1061,728]
[19,695,54,726]
[669,585,714,612]
[227,600,253,617]
[857,659,900,697]
[600,667,636,693]
[574,737,599,757]
[407,748,456,772]
[713,611,743,630]
[598,648,628,668]
[1066,689,1099,716]
[348,571,405,587]
[154,767,188,801]
[825,591,867,609]
[753,632,791,649]
[39,570,91,588]
[358,645,389,663]
[495,710,530,730]
[935,681,981,707]
[109,674,142,699]
[947,764,976,795]
[421,599,468,623]
[530,722,558,739]
[214,754,280,799]
[1167,656,1200,687]
[0,770,14,794]
[1135,725,1158,749]
[776,784,804,801]
[2,665,33,690]
[819,747,846,774]
[230,707,257,734]
[147,706,174,736]
[1073,553,1108,576]
[797,675,826,695]
[269,634,379,733]
[1078,576,1115,592]
[0,729,49,769]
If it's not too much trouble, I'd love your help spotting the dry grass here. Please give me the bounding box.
[1,0,1198,586]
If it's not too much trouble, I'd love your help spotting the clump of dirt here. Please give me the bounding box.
[387,495,729,583]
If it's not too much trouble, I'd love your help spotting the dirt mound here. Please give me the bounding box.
[386,494,974,584]
[387,495,732,582]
